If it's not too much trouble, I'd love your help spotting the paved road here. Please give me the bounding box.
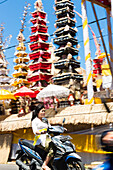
[0,164,18,170]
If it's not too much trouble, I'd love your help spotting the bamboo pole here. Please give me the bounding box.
[81,0,94,104]
[106,9,113,74]
[91,2,113,79]
[111,0,113,18]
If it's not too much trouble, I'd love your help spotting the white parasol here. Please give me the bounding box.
[36,84,70,100]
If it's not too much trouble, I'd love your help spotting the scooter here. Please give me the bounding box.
[16,118,85,170]
[93,130,113,170]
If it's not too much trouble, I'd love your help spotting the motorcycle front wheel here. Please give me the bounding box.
[18,155,36,170]
[66,160,85,170]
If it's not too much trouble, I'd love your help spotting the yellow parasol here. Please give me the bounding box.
[0,89,16,100]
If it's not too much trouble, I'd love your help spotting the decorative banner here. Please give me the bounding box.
[81,0,94,104]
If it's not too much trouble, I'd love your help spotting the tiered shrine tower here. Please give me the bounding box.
[12,32,30,90]
[11,4,30,91]
[53,0,83,99]
[27,0,52,91]
[0,25,13,91]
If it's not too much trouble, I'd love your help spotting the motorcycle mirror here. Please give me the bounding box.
[62,118,65,126]
[63,118,65,123]
[42,118,48,124]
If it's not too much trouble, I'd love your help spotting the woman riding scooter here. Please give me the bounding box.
[31,103,55,170]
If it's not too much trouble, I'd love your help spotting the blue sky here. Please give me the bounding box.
[0,0,112,77]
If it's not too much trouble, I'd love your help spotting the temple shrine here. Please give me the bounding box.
[11,32,30,90]
[27,0,52,92]
[52,0,83,102]
[0,25,12,91]
[10,4,31,115]
[11,4,30,91]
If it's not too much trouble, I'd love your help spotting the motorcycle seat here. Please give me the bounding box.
[20,139,35,150]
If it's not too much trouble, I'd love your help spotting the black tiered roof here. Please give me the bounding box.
[53,73,83,84]
[55,7,75,19]
[54,26,77,37]
[55,0,74,10]
[54,59,80,69]
[53,35,78,45]
[55,17,75,27]
[53,0,83,86]
[54,46,79,57]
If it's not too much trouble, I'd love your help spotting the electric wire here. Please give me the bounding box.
[4,16,111,60]
[0,0,8,4]
[6,32,112,60]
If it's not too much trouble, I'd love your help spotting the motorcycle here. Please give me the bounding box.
[93,130,113,170]
[16,118,85,170]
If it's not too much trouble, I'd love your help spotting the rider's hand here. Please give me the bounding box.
[41,130,47,134]
[103,131,113,145]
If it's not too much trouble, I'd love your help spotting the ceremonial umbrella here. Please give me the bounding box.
[14,86,36,98]
[36,84,70,100]
[0,89,16,100]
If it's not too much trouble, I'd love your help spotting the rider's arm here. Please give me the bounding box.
[36,130,47,135]
[103,131,113,143]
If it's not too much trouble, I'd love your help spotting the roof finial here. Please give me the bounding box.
[35,0,43,10]
[20,2,31,33]
[17,2,31,43]
[0,24,4,45]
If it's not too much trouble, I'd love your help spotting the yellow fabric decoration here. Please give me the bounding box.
[12,128,112,154]
[96,79,102,88]
[102,64,111,76]
[85,98,102,104]
[87,71,92,85]
[98,52,110,59]
[84,97,94,105]
[70,134,107,154]
[12,128,34,144]
[94,98,102,104]
[33,128,47,145]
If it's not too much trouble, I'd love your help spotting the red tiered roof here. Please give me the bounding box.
[31,24,48,33]
[29,62,52,71]
[30,18,46,26]
[93,69,102,74]
[93,58,103,75]
[93,63,101,69]
[93,58,103,63]
[30,33,48,42]
[28,73,52,82]
[28,2,52,88]
[31,10,46,19]
[29,42,49,51]
[29,51,51,60]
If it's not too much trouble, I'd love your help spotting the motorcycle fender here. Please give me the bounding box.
[65,153,81,162]
[16,150,24,160]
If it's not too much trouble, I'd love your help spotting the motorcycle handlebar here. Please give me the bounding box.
[48,125,65,134]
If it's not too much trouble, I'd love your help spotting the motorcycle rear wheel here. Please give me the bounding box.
[67,160,85,170]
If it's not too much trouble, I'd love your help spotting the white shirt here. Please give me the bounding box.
[32,117,49,147]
